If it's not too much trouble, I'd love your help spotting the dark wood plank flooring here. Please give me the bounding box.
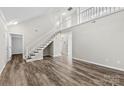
[0,54,124,86]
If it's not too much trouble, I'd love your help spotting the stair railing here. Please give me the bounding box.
[79,7,124,24]
[25,7,124,59]
[25,27,59,58]
[58,7,124,30]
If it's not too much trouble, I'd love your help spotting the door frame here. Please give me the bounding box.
[7,32,24,61]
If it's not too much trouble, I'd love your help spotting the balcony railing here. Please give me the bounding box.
[58,7,124,30]
[79,7,123,23]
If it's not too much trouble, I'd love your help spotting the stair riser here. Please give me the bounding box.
[26,32,55,61]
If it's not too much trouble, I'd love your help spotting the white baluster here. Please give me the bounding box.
[96,7,98,17]
[91,7,94,18]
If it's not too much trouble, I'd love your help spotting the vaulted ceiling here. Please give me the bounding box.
[0,7,86,27]
[0,7,64,24]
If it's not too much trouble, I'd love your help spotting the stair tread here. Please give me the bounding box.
[37,48,43,50]
[27,57,32,59]
[27,32,55,61]
[34,50,38,52]
[27,56,32,59]
[34,52,39,53]
[30,54,35,56]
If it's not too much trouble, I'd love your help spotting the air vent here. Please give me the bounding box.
[68,7,73,11]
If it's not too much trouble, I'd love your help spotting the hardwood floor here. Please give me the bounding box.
[0,54,124,86]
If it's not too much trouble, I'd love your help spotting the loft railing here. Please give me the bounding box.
[59,7,124,30]
[25,7,124,59]
[79,7,124,23]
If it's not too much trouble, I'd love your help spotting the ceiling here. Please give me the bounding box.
[0,7,63,24]
[0,7,86,25]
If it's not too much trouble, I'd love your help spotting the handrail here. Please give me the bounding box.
[80,7,93,13]
[25,26,59,57]
[58,7,124,30]
[27,27,55,49]
[79,7,124,23]
[25,7,124,58]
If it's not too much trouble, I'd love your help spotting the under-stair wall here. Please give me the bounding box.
[53,31,72,57]
[43,42,53,57]
[53,33,63,57]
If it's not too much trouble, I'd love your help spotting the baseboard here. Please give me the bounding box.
[43,55,52,57]
[73,57,124,72]
[12,53,23,55]
[26,58,43,62]
[0,63,6,74]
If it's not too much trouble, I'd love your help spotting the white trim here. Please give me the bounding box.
[26,58,43,62]
[60,9,124,33]
[0,63,6,74]
[8,32,25,59]
[73,57,124,72]
[8,32,24,36]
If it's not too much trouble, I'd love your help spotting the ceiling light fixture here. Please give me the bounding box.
[7,20,18,26]
[68,7,73,11]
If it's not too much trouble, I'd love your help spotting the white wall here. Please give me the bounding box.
[53,31,72,57]
[8,14,57,51]
[0,19,7,73]
[72,11,124,71]
[53,33,63,57]
[67,31,72,57]
[61,31,72,56]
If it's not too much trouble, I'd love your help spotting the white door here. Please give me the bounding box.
[11,35,23,54]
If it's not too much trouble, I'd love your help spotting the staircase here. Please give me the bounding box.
[25,7,124,62]
[27,40,53,62]
[25,29,59,62]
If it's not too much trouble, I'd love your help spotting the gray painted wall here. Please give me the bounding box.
[72,11,124,71]
[43,42,53,57]
[0,19,7,73]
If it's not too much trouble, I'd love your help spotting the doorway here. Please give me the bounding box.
[7,33,24,61]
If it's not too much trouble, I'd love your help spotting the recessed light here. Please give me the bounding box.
[62,12,66,16]
[13,21,18,25]
[56,21,60,25]
[7,20,18,26]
